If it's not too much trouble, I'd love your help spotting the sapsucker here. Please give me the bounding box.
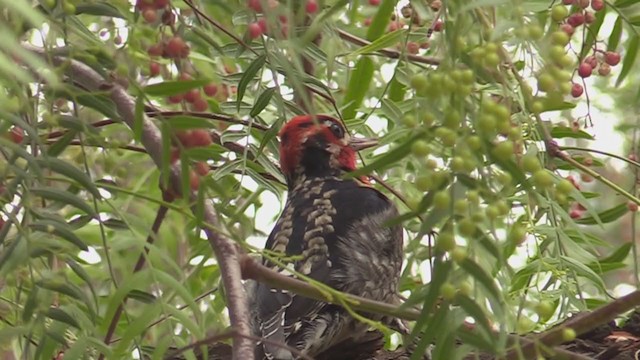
[248,115,404,360]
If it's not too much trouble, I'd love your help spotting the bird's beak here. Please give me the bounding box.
[349,136,378,151]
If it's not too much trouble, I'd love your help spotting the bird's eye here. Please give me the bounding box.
[326,121,344,138]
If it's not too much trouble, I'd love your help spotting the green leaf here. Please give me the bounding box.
[250,87,276,117]
[30,220,88,251]
[47,131,78,157]
[236,54,267,112]
[616,35,638,87]
[456,295,493,336]
[608,17,623,51]
[459,259,501,304]
[342,57,374,120]
[45,308,80,329]
[575,203,628,225]
[366,0,395,40]
[600,242,632,264]
[348,30,406,58]
[550,126,594,140]
[561,255,606,292]
[143,80,210,97]
[31,187,97,216]
[615,0,640,8]
[346,135,416,178]
[36,158,101,198]
[75,2,125,18]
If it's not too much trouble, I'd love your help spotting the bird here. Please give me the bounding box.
[248,114,404,360]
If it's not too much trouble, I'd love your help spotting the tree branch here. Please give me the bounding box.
[24,44,255,360]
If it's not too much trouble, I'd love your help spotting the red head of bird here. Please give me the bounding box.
[278,115,376,188]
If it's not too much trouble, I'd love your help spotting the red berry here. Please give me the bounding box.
[179,73,192,81]
[167,94,183,104]
[363,17,372,26]
[578,0,590,8]
[434,20,444,32]
[279,15,288,23]
[154,0,169,8]
[247,0,263,12]
[162,10,175,25]
[165,36,187,59]
[190,170,200,190]
[563,0,574,4]
[189,129,213,147]
[142,9,157,23]
[306,0,318,13]
[248,22,263,39]
[578,62,592,78]
[369,0,380,5]
[184,89,201,103]
[257,18,268,33]
[584,12,595,24]
[628,201,639,212]
[560,23,575,36]
[149,62,161,77]
[191,97,209,112]
[147,43,164,57]
[136,0,154,10]
[170,147,180,163]
[175,130,192,146]
[629,154,638,162]
[591,0,604,11]
[571,83,584,98]
[604,51,621,66]
[203,83,218,97]
[569,208,583,219]
[567,13,585,27]
[9,127,24,144]
[194,161,210,176]
[407,42,420,54]
[585,55,598,68]
[598,63,611,76]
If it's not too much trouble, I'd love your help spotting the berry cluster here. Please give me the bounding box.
[246,0,318,39]
[546,0,621,98]
[164,129,214,197]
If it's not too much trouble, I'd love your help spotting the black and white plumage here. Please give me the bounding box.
[248,115,403,360]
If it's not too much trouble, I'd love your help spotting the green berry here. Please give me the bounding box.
[402,114,417,127]
[478,114,497,133]
[551,31,570,46]
[450,157,465,172]
[484,52,500,67]
[440,282,457,300]
[522,155,542,173]
[410,74,428,91]
[451,247,467,263]
[531,100,544,114]
[433,191,451,210]
[458,281,472,296]
[457,218,476,238]
[467,190,480,204]
[467,135,482,150]
[535,300,555,321]
[454,199,468,214]
[508,224,527,245]
[556,178,574,194]
[437,232,456,252]
[492,140,514,162]
[416,175,432,192]
[411,140,430,157]
[533,170,554,188]
[422,112,435,126]
[551,5,569,22]
[562,328,576,342]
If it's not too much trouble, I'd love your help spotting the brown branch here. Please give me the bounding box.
[336,29,440,66]
[505,290,640,360]
[102,206,168,352]
[24,44,255,360]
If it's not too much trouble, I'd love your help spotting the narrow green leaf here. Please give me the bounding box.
[615,0,640,8]
[30,220,88,251]
[608,17,623,51]
[45,308,80,329]
[550,126,594,140]
[22,287,39,322]
[236,54,267,112]
[75,3,125,18]
[616,35,638,87]
[36,158,101,198]
[250,87,276,117]
[575,203,628,225]
[456,295,493,336]
[47,131,77,157]
[342,57,374,120]
[64,336,89,360]
[459,259,501,303]
[561,255,606,292]
[143,80,210,97]
[600,242,632,263]
[347,136,416,178]
[348,30,406,58]
[366,0,396,40]
[126,289,157,303]
[31,187,97,216]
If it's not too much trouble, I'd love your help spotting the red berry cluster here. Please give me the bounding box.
[545,0,621,99]
[163,129,213,197]
[136,0,174,26]
[245,0,318,39]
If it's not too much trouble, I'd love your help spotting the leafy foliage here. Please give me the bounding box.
[1,0,640,359]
